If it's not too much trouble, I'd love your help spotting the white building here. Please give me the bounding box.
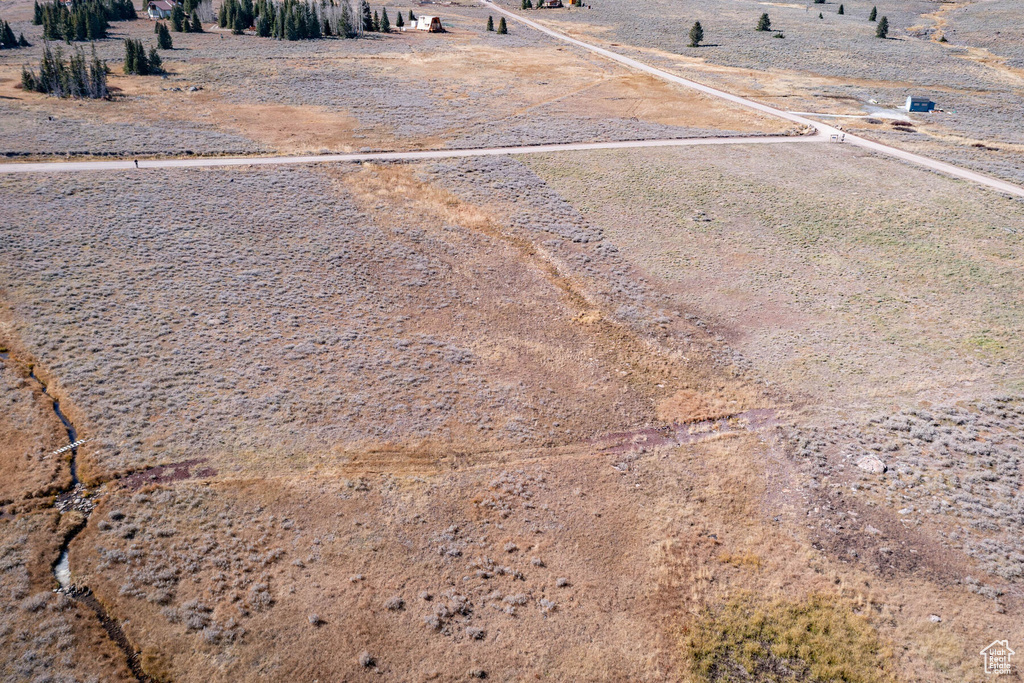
[414,15,444,32]
[147,0,176,18]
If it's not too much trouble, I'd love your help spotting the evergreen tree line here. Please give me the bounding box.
[521,0,583,8]
[218,0,255,32]
[170,3,205,32]
[21,42,108,98]
[123,36,162,73]
[359,1,396,33]
[222,0,369,40]
[214,0,413,40]
[32,0,136,43]
[0,16,30,48]
[761,6,888,37]
[255,0,323,40]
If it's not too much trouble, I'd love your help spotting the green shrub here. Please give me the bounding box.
[687,594,895,683]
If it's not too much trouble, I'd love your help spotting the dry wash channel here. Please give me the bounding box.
[0,350,151,682]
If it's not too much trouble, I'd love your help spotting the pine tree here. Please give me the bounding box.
[256,11,271,34]
[232,10,245,32]
[496,16,506,33]
[123,38,153,73]
[394,11,402,27]
[688,20,702,47]
[170,2,184,30]
[486,14,493,30]
[818,12,822,18]
[868,6,876,21]
[372,9,379,31]
[379,6,389,32]
[218,2,228,26]
[756,12,770,31]
[338,1,353,36]
[33,1,43,24]
[875,15,887,38]
[19,33,30,46]
[147,45,162,72]
[309,4,321,37]
[522,0,531,8]
[361,0,372,31]
[0,19,18,48]
[157,21,173,47]
[407,9,414,22]
[123,37,136,72]
[837,4,844,14]
[22,43,107,97]
[190,10,203,31]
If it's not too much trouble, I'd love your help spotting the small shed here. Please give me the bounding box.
[147,0,175,18]
[543,0,563,6]
[414,15,444,32]
[905,96,935,113]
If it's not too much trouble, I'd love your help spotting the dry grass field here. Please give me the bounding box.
[0,349,70,504]
[2,0,1024,680]
[0,1,788,160]
[498,0,1024,184]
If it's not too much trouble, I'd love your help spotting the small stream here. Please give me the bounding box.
[28,365,92,591]
[1,352,150,682]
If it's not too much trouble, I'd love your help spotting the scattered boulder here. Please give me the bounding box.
[856,455,887,474]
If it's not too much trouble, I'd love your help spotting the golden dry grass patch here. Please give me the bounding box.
[339,162,762,419]
[657,388,738,424]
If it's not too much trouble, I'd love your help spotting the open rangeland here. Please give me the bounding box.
[2,0,1024,680]
[493,0,1024,185]
[0,0,789,160]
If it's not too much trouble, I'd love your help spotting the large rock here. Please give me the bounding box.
[856,455,887,474]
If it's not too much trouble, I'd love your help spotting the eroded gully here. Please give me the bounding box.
[0,352,151,682]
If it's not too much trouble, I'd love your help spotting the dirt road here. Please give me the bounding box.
[0,134,818,174]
